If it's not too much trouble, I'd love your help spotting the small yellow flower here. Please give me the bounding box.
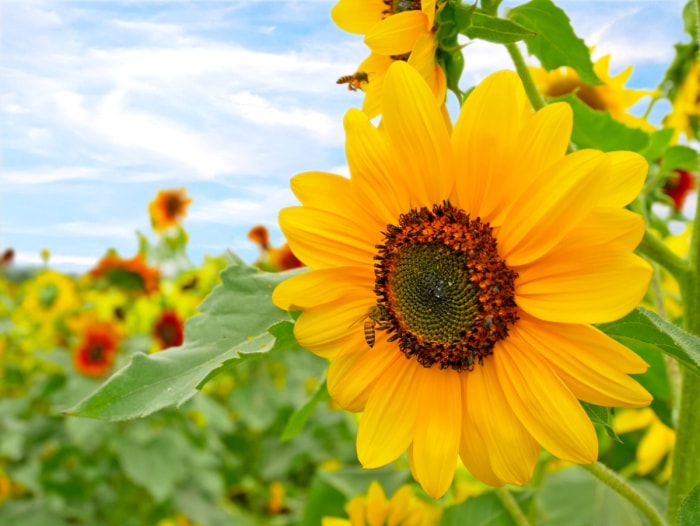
[531,54,654,130]
[274,62,652,497]
[614,408,675,482]
[322,481,441,526]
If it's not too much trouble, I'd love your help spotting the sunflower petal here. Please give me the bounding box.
[460,361,539,485]
[331,0,387,34]
[328,341,401,412]
[452,70,530,221]
[410,367,461,498]
[357,357,421,468]
[365,11,427,56]
[515,315,651,408]
[272,266,371,311]
[383,61,453,206]
[495,330,598,464]
[596,151,648,207]
[516,248,652,324]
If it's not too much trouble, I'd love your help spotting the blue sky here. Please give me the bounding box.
[0,0,690,271]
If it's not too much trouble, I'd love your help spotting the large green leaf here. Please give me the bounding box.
[65,256,303,421]
[679,483,700,526]
[507,0,599,85]
[440,490,532,526]
[599,308,700,378]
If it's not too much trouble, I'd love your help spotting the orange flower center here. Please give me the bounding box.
[382,0,421,17]
[372,203,518,371]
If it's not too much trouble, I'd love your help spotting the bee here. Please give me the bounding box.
[351,305,389,348]
[336,71,369,92]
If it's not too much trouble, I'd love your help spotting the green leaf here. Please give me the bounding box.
[557,94,650,152]
[281,379,330,442]
[638,128,674,165]
[659,145,700,174]
[580,402,621,443]
[599,308,700,378]
[507,0,599,85]
[462,12,535,44]
[679,483,700,526]
[65,255,302,420]
[440,490,532,526]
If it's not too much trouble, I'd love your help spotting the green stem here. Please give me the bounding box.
[636,230,690,285]
[495,487,532,526]
[581,463,666,526]
[666,93,700,520]
[505,42,545,111]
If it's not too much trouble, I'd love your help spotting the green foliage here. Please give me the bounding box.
[679,483,700,526]
[462,12,535,44]
[507,0,600,85]
[440,490,532,525]
[66,256,301,420]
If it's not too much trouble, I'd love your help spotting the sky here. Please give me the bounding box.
[0,0,691,272]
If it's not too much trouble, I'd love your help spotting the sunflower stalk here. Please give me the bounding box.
[495,487,532,526]
[504,42,545,111]
[666,56,700,517]
[581,462,667,526]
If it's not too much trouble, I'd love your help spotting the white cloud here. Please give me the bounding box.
[4,222,138,239]
[14,250,98,269]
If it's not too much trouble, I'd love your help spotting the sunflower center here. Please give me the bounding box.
[88,344,106,362]
[373,202,519,371]
[382,0,421,17]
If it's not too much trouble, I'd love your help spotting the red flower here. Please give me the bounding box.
[73,322,120,377]
[149,188,192,232]
[664,169,696,211]
[153,310,184,350]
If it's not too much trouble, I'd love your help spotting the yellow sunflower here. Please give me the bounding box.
[332,0,436,57]
[531,54,655,131]
[664,60,700,143]
[148,188,193,232]
[273,62,652,498]
[347,33,446,119]
[322,480,441,526]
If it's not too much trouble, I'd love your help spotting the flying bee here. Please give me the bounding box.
[351,305,389,348]
[336,71,369,92]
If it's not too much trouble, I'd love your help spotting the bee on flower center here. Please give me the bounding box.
[336,72,369,91]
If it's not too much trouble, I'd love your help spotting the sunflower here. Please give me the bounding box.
[332,0,436,57]
[248,225,304,272]
[345,33,446,119]
[273,62,652,498]
[664,60,700,143]
[89,251,160,294]
[322,480,441,526]
[149,188,193,232]
[72,320,121,377]
[531,54,654,131]
[153,310,185,350]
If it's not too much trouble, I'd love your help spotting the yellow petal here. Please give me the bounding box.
[366,481,389,526]
[460,361,539,485]
[291,171,352,208]
[637,421,674,475]
[516,248,652,324]
[280,207,377,269]
[294,296,371,357]
[386,486,413,525]
[383,61,453,206]
[596,151,648,207]
[547,208,645,253]
[514,315,651,408]
[410,367,461,498]
[357,357,422,468]
[331,0,386,34]
[272,266,371,311]
[495,331,598,464]
[497,150,608,266]
[452,70,530,221]
[328,341,403,412]
[614,408,654,434]
[365,11,427,56]
[344,108,409,222]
